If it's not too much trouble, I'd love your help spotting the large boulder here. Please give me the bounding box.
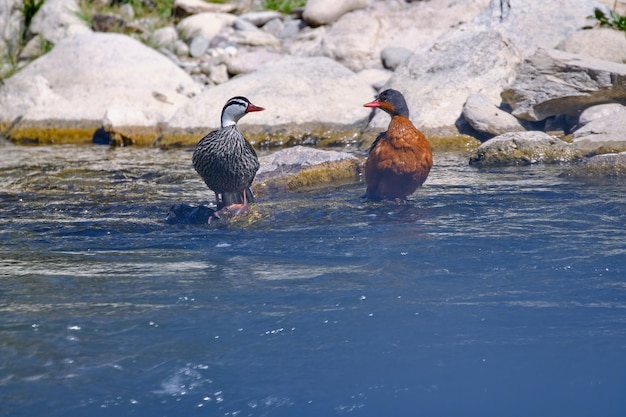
[0,32,200,145]
[469,131,580,166]
[501,48,626,122]
[462,93,526,136]
[160,56,374,148]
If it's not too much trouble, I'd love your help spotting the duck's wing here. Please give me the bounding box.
[368,131,387,154]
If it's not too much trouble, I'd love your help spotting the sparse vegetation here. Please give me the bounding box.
[587,7,626,32]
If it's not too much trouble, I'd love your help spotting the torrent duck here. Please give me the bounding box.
[363,89,433,201]
[192,96,264,219]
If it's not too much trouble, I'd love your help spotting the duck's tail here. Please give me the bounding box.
[219,187,255,209]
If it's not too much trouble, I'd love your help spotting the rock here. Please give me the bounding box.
[234,17,260,32]
[578,103,625,127]
[91,13,126,33]
[462,93,526,136]
[279,19,305,38]
[312,0,489,72]
[371,28,522,136]
[165,203,216,225]
[473,0,602,54]
[557,28,626,64]
[149,26,178,49]
[28,0,91,44]
[564,151,626,178]
[239,11,283,27]
[160,56,374,148]
[0,0,23,66]
[256,146,360,191]
[208,63,229,85]
[225,50,285,75]
[189,34,209,57]
[19,35,46,60]
[173,0,236,17]
[302,0,368,27]
[0,32,200,145]
[261,18,285,37]
[501,49,626,122]
[469,131,580,166]
[598,0,626,14]
[119,3,134,21]
[176,12,236,42]
[572,107,626,154]
[381,47,411,70]
[230,30,280,47]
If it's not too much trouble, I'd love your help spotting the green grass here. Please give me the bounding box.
[262,0,306,14]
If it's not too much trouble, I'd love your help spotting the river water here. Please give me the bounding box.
[1,144,625,417]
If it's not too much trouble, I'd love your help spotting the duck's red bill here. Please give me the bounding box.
[247,104,265,112]
[363,100,381,108]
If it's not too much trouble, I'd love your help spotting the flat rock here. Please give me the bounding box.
[173,0,236,17]
[572,107,626,153]
[0,32,199,145]
[501,48,626,122]
[225,50,285,75]
[302,0,367,27]
[469,131,580,166]
[462,93,526,136]
[557,28,626,64]
[161,56,374,148]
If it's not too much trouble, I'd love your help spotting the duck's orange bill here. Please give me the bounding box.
[247,104,265,112]
[363,100,381,108]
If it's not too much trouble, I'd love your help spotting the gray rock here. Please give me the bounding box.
[119,3,134,21]
[229,30,280,47]
[149,26,178,50]
[225,50,285,75]
[372,28,522,135]
[0,0,23,66]
[257,145,357,178]
[566,151,626,178]
[578,103,625,127]
[189,34,209,57]
[208,63,229,85]
[262,18,285,37]
[462,93,526,136]
[557,28,626,64]
[469,131,580,166]
[234,17,260,32]
[161,56,374,147]
[0,32,200,144]
[572,107,626,153]
[28,0,91,44]
[279,19,305,38]
[381,47,412,70]
[302,0,368,26]
[174,40,189,57]
[240,11,283,27]
[501,48,626,122]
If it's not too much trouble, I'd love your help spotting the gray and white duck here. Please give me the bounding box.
[192,96,264,220]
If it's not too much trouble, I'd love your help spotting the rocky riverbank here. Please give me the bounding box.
[1,0,626,174]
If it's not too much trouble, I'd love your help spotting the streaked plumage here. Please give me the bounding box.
[192,96,263,213]
[363,89,433,201]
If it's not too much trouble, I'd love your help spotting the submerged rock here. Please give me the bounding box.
[563,151,626,179]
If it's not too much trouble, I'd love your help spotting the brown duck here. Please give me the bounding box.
[363,89,433,201]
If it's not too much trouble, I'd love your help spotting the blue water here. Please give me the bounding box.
[1,145,625,417]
